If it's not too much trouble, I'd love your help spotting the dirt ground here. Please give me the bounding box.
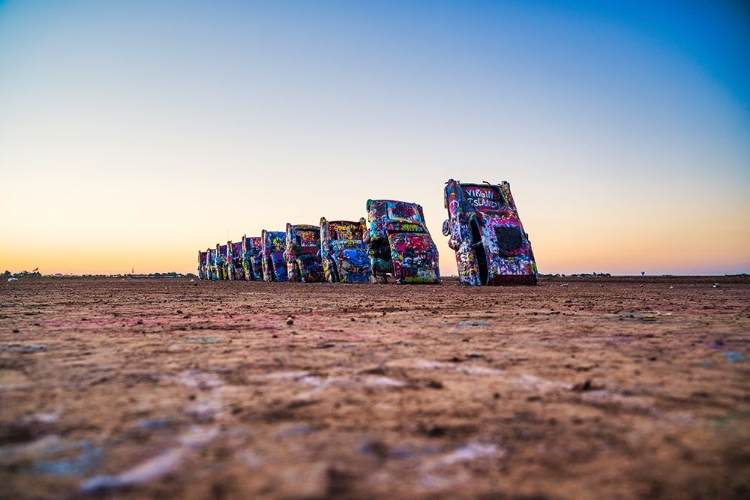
[0,276,749,500]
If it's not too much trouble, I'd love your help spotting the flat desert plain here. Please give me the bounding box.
[1,276,749,500]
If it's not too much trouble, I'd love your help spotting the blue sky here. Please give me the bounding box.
[1,1,748,275]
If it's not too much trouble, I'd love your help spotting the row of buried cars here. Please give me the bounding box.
[197,179,539,286]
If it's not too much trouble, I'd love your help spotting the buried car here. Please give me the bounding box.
[443,179,537,286]
[227,241,245,281]
[217,244,229,280]
[284,224,325,283]
[365,199,441,284]
[198,250,208,280]
[261,230,288,282]
[207,247,220,280]
[242,235,264,281]
[320,217,371,283]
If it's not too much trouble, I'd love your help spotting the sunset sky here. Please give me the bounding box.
[1,1,748,276]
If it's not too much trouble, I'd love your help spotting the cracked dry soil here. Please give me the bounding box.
[1,276,749,499]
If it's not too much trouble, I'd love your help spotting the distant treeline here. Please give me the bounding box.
[539,273,612,278]
[3,271,197,279]
[3,270,42,278]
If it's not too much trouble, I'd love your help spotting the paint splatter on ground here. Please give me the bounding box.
[1,276,749,499]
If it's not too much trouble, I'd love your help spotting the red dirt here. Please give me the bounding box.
[1,276,749,499]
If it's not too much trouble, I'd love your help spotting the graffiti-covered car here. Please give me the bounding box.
[207,247,220,280]
[198,250,208,280]
[365,199,441,284]
[443,179,537,285]
[320,217,372,283]
[284,224,325,283]
[227,241,245,281]
[242,235,264,281]
[217,244,229,280]
[261,230,288,282]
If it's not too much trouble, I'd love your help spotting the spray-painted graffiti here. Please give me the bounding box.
[284,224,325,283]
[206,248,218,280]
[261,230,288,282]
[320,217,372,283]
[442,179,537,286]
[226,241,245,281]
[197,251,208,280]
[242,236,264,281]
[366,199,441,284]
[216,244,229,280]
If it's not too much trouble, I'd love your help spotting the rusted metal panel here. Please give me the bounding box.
[285,224,325,283]
[366,199,441,284]
[443,179,537,286]
[320,217,371,283]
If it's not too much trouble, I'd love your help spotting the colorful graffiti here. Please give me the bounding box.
[217,244,229,280]
[261,230,288,282]
[366,199,441,284]
[207,248,219,280]
[196,183,537,285]
[442,179,537,286]
[197,251,208,280]
[226,241,245,281]
[285,224,325,283]
[242,236,264,281]
[320,217,372,283]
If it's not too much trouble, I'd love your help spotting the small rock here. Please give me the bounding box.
[286,317,294,326]
[426,425,446,438]
[571,380,599,392]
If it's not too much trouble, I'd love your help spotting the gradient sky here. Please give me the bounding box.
[1,1,748,276]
